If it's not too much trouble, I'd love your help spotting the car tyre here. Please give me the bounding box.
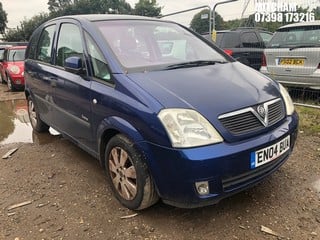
[27,96,49,132]
[105,134,159,210]
[7,76,15,91]
[0,74,5,84]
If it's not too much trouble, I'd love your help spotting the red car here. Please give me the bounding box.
[0,45,27,91]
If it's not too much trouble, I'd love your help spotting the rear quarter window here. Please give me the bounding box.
[27,27,43,60]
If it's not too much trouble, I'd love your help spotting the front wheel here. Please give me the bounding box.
[27,96,49,132]
[105,134,158,210]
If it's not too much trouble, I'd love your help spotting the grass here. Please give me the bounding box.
[295,105,320,135]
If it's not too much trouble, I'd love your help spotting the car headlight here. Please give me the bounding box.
[279,84,294,115]
[9,65,20,74]
[158,109,223,148]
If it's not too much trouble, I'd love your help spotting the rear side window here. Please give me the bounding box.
[36,25,55,63]
[56,23,84,67]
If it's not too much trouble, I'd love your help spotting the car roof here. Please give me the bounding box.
[49,14,164,23]
[216,27,271,34]
[278,20,320,29]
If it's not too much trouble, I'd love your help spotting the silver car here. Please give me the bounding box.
[260,21,320,90]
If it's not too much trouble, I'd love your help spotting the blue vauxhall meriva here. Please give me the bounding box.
[24,15,299,210]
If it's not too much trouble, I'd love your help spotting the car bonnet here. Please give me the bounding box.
[126,62,281,123]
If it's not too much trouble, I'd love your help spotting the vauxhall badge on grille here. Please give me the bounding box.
[256,104,268,126]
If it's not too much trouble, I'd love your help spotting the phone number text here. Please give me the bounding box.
[255,12,315,23]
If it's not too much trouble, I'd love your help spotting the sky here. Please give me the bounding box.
[2,0,319,29]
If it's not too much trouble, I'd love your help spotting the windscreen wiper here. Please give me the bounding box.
[165,60,228,70]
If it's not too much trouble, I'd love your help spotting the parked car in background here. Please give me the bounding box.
[25,14,298,210]
[204,28,273,70]
[260,21,320,90]
[0,44,12,83]
[0,45,27,91]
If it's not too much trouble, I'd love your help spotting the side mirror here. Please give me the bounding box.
[64,56,85,75]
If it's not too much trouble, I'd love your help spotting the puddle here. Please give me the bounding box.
[0,99,59,145]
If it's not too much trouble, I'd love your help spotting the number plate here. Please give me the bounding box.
[280,58,304,65]
[250,135,290,169]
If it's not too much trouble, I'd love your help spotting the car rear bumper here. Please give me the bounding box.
[260,67,320,89]
[138,112,299,208]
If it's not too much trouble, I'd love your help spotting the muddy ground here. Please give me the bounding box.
[0,84,320,240]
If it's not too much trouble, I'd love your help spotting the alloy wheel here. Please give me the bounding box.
[108,147,137,200]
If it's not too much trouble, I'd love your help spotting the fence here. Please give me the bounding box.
[289,88,320,108]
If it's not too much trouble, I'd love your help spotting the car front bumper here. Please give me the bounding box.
[139,112,299,208]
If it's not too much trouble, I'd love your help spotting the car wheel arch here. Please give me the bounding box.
[97,116,145,168]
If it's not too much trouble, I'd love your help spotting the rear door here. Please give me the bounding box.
[25,24,57,125]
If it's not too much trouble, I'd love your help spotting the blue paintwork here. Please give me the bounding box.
[24,14,299,208]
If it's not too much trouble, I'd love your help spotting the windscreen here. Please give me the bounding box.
[95,20,228,70]
[8,49,26,61]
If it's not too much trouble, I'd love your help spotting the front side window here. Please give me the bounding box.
[36,25,55,63]
[56,23,84,67]
[95,20,227,71]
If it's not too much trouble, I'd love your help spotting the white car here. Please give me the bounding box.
[260,21,320,90]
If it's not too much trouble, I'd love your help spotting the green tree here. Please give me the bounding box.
[0,2,8,35]
[190,9,225,34]
[134,0,161,17]
[313,6,320,20]
[48,0,132,17]
[47,0,74,13]
[4,13,50,41]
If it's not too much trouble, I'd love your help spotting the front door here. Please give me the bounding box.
[53,22,93,149]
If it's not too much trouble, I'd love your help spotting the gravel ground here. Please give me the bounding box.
[0,84,319,240]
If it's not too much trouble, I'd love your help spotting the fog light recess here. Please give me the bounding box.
[195,181,209,195]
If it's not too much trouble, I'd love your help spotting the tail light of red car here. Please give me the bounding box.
[223,49,233,56]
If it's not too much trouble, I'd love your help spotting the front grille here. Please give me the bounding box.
[219,98,285,136]
[268,99,285,125]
